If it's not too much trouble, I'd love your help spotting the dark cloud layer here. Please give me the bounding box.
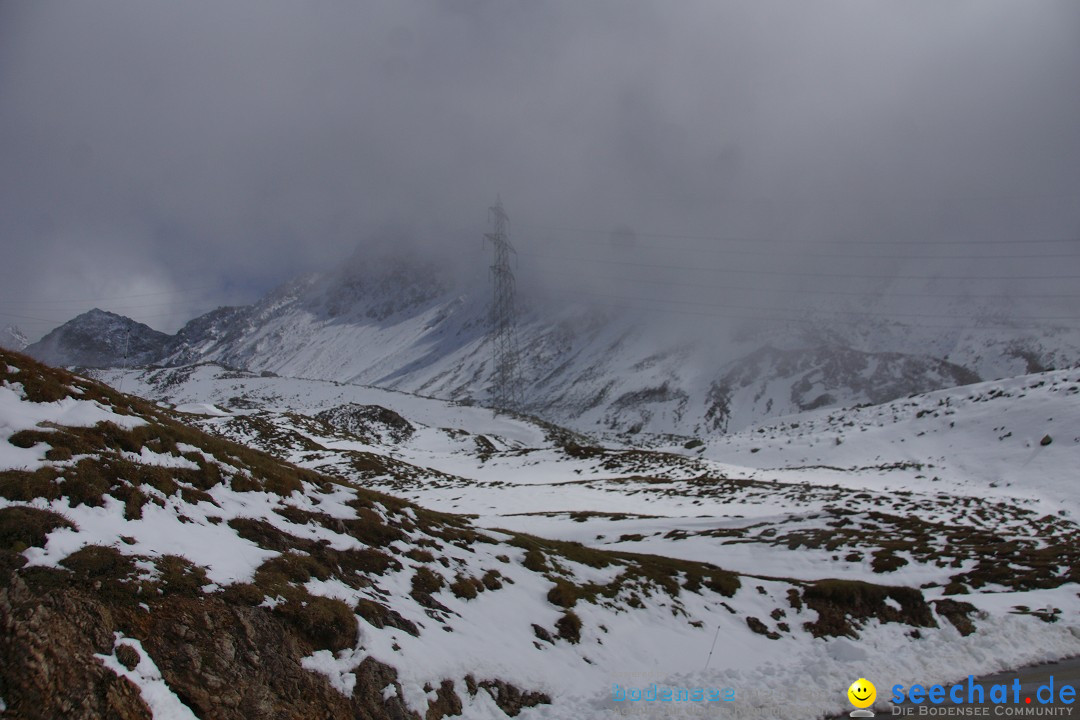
[2,0,1079,338]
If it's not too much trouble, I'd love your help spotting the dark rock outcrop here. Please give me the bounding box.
[0,568,419,720]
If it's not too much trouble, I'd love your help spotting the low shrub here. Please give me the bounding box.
[0,506,73,552]
[555,611,582,644]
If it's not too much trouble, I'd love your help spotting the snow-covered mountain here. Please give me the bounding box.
[0,325,27,352]
[27,309,171,369]
[25,250,1080,438]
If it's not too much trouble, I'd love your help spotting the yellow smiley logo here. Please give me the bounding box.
[847,678,876,709]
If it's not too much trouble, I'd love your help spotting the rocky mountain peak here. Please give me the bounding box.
[25,308,170,369]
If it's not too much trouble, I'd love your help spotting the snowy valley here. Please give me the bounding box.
[1,347,1076,718]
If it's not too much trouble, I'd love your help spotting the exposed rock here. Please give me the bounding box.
[315,404,415,444]
[0,574,152,720]
[0,572,420,720]
[464,677,552,717]
[424,679,462,720]
[115,644,141,671]
[933,598,978,637]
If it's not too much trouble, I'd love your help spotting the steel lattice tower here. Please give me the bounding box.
[484,197,523,411]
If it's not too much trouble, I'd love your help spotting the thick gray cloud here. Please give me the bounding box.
[2,0,1079,339]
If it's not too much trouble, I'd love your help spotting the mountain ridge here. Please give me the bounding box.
[24,253,1080,437]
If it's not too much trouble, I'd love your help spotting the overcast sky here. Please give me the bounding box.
[2,0,1079,340]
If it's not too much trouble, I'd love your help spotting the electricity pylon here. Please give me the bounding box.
[484,197,523,411]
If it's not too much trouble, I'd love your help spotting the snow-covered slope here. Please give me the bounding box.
[704,367,1080,512]
[77,358,1080,718]
[98,362,1080,586]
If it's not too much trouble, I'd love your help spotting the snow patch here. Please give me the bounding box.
[0,386,144,436]
[301,649,361,696]
[95,634,199,720]
[174,402,231,416]
[17,494,277,585]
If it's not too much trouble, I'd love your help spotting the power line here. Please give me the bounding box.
[528,233,1080,261]
[0,310,65,324]
[570,294,1080,331]
[516,221,1080,247]
[0,285,220,305]
[0,306,222,328]
[530,268,1080,300]
[567,288,1080,324]
[0,298,222,310]
[0,306,220,320]
[519,250,1080,281]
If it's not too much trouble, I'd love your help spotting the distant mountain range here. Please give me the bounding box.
[26,250,1080,437]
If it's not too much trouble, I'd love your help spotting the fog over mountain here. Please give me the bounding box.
[2,0,1079,344]
[6,7,1080,715]
[25,246,1080,436]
